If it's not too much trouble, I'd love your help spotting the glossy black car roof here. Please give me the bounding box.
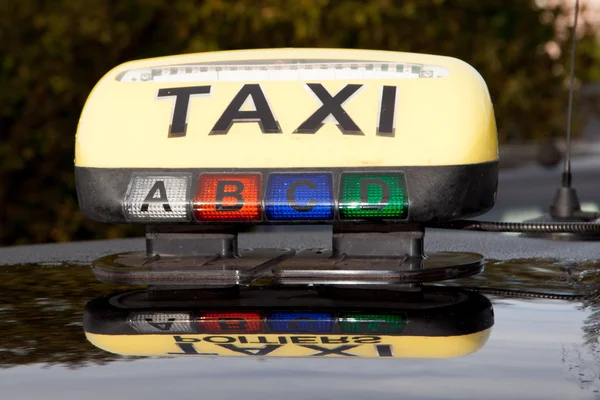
[1,227,599,399]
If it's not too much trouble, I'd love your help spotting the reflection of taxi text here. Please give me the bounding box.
[169,335,391,357]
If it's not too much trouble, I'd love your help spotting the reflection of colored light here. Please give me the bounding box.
[267,312,335,333]
[129,312,194,333]
[194,174,262,221]
[198,312,263,333]
[339,313,406,334]
[338,173,408,219]
[265,173,334,220]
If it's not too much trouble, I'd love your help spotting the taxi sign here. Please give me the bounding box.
[75,48,498,224]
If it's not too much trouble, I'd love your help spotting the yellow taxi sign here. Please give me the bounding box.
[75,49,499,224]
[75,48,497,169]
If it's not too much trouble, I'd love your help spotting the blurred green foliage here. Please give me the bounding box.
[0,0,599,245]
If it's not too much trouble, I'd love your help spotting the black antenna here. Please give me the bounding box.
[562,0,579,189]
[433,0,599,238]
[426,0,599,237]
[550,0,583,219]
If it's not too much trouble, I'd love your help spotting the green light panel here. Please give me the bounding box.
[338,173,408,219]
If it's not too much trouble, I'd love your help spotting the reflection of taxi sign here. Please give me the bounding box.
[75,48,497,225]
[83,287,494,359]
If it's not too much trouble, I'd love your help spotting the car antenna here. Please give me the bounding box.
[546,0,599,223]
[550,0,583,219]
[429,0,599,238]
[509,0,600,241]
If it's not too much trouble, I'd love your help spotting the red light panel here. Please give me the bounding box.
[198,312,263,333]
[194,174,262,221]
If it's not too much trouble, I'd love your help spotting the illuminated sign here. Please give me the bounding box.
[265,173,335,221]
[338,173,408,219]
[193,174,262,221]
[123,171,409,222]
[123,174,192,221]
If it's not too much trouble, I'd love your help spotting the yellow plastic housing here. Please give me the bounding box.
[75,48,498,169]
[85,330,491,359]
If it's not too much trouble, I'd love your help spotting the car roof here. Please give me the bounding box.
[1,229,599,399]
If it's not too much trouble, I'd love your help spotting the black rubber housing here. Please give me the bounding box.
[75,161,498,224]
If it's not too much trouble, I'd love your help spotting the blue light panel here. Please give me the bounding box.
[267,312,335,333]
[265,173,334,220]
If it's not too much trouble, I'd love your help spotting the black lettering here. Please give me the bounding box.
[359,179,390,210]
[377,86,398,137]
[291,336,318,344]
[238,336,249,344]
[215,180,244,211]
[287,180,317,212]
[320,337,349,344]
[202,336,237,344]
[167,343,218,355]
[173,335,201,343]
[217,344,282,356]
[288,317,318,332]
[217,317,247,331]
[146,318,175,331]
[352,336,382,344]
[141,181,172,212]
[375,344,394,357]
[302,345,359,357]
[294,83,363,135]
[249,336,280,344]
[157,86,211,137]
[210,84,282,135]
[278,336,288,344]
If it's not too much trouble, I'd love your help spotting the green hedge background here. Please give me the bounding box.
[1,0,599,245]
